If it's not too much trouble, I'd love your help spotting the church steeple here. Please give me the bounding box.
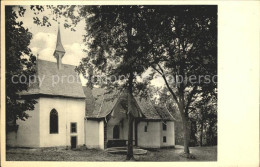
[53,24,65,69]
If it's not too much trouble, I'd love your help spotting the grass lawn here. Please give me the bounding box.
[6,145,217,161]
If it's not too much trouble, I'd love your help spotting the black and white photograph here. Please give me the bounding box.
[1,2,259,166]
[4,4,217,161]
[4,5,217,161]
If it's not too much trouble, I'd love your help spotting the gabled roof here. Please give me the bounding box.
[21,59,85,99]
[83,87,119,118]
[154,106,176,121]
[134,97,161,119]
[82,86,175,121]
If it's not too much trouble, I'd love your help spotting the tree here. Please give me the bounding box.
[49,5,153,160]
[147,6,217,155]
[150,86,184,145]
[82,6,157,160]
[5,6,37,131]
[150,85,217,147]
[196,94,217,146]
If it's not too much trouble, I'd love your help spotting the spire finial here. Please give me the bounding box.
[55,23,65,53]
[53,23,65,70]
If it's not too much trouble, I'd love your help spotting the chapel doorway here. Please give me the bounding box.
[71,136,77,149]
[113,125,120,139]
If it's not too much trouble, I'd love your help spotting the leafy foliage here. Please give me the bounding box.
[146,6,217,153]
[75,6,154,93]
[195,93,217,146]
[6,6,37,128]
[151,86,217,146]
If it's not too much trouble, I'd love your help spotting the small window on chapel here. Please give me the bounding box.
[144,125,147,132]
[163,136,167,143]
[163,123,167,131]
[71,123,77,133]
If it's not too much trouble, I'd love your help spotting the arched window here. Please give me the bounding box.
[50,109,58,134]
[113,125,120,139]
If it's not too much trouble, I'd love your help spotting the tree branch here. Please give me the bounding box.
[151,65,162,75]
[154,64,180,105]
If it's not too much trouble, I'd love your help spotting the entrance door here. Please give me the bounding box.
[71,136,77,149]
[113,125,120,139]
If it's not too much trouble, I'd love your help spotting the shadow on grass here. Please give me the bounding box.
[6,145,217,161]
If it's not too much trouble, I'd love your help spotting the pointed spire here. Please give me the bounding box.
[55,23,65,53]
[53,23,65,70]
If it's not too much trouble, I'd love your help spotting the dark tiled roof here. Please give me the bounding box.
[83,87,119,118]
[134,97,161,119]
[83,87,175,121]
[154,106,175,121]
[21,59,85,98]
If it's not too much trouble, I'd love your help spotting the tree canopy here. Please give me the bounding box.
[146,6,217,154]
[6,6,37,130]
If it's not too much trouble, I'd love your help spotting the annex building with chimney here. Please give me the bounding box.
[6,27,176,149]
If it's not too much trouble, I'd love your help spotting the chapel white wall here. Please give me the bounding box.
[137,121,161,148]
[6,99,40,147]
[39,97,85,147]
[160,121,175,147]
[85,119,104,149]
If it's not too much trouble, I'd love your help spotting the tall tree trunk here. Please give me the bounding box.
[179,102,190,154]
[182,116,190,154]
[127,111,134,160]
[200,121,203,146]
[126,72,134,160]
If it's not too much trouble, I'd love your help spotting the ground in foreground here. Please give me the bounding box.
[6,145,217,161]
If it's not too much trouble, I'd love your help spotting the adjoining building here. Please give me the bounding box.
[83,87,175,149]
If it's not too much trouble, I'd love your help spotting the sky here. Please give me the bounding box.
[16,6,164,87]
[17,6,86,66]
